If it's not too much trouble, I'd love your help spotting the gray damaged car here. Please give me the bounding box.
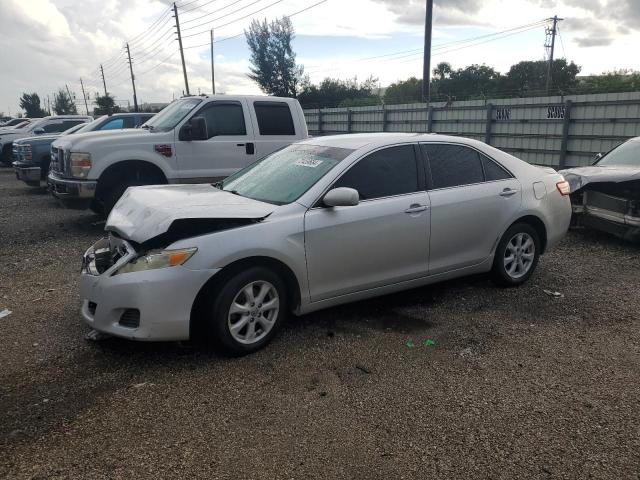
[560,137,640,242]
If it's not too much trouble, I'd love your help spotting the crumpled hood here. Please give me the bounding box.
[559,165,640,192]
[106,184,276,243]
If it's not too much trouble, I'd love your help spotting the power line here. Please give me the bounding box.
[128,7,174,44]
[305,20,548,75]
[181,0,246,25]
[182,0,286,38]
[180,0,219,14]
[181,0,327,49]
[137,49,182,77]
[305,19,548,72]
[182,0,276,32]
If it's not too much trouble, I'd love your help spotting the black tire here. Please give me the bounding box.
[0,144,12,166]
[101,180,135,216]
[491,222,541,287]
[205,266,288,356]
[99,169,165,216]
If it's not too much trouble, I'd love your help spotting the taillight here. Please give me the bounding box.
[556,180,571,196]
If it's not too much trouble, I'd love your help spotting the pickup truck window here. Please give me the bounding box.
[100,117,134,130]
[43,122,66,133]
[254,101,295,135]
[193,101,246,138]
[144,98,202,131]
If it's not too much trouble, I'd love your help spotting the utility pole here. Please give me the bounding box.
[210,28,215,94]
[422,0,434,103]
[126,43,139,112]
[79,78,89,115]
[173,2,190,96]
[545,15,563,94]
[100,64,108,96]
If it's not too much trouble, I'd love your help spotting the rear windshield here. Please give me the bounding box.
[221,144,354,205]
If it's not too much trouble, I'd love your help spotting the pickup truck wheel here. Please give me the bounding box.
[101,181,135,216]
[0,145,12,165]
[99,169,166,216]
[205,267,288,356]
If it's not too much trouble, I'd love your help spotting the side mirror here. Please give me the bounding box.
[178,117,208,141]
[33,127,45,134]
[595,152,603,160]
[323,187,359,207]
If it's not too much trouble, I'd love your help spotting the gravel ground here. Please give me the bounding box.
[0,167,639,479]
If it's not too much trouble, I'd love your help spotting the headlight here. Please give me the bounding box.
[21,145,32,161]
[114,247,197,275]
[70,152,91,178]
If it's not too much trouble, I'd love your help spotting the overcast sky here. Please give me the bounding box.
[1,0,639,116]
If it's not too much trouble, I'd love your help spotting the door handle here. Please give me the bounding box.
[499,188,518,197]
[405,204,429,214]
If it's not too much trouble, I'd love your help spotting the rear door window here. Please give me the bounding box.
[333,145,419,200]
[481,154,512,181]
[422,144,485,189]
[253,101,296,135]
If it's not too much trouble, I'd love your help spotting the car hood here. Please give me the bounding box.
[559,165,640,192]
[52,129,153,150]
[14,134,60,145]
[106,184,277,244]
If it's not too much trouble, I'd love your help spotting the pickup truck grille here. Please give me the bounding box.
[11,144,20,162]
[50,147,67,175]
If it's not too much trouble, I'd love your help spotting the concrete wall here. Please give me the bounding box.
[303,91,640,168]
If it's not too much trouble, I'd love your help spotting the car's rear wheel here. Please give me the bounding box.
[205,267,287,356]
[491,223,540,287]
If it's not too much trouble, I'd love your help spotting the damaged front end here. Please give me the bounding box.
[568,180,640,242]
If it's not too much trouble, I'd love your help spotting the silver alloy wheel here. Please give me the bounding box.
[227,280,280,345]
[503,232,535,279]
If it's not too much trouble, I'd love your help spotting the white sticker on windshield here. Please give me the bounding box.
[294,158,323,168]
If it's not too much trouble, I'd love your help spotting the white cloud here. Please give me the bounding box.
[0,0,638,116]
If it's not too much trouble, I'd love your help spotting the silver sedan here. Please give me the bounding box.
[80,133,572,355]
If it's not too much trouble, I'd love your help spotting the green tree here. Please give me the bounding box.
[578,69,640,94]
[436,64,502,100]
[503,59,581,95]
[246,16,303,97]
[433,62,452,81]
[52,89,78,115]
[298,76,380,108]
[19,93,47,117]
[94,93,119,115]
[384,77,423,104]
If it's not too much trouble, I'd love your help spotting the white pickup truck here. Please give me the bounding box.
[48,95,308,214]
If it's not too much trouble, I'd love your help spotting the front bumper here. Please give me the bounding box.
[13,162,41,184]
[48,171,97,207]
[80,238,220,341]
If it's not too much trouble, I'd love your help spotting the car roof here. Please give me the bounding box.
[299,133,486,150]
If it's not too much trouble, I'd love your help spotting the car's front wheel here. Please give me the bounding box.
[491,223,540,286]
[205,267,287,356]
